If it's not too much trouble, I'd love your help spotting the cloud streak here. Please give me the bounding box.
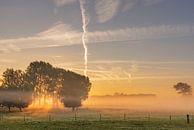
[0,23,194,53]
[56,59,194,81]
[88,24,194,43]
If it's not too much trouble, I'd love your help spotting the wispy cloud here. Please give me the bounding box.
[53,0,76,7]
[88,24,194,43]
[38,22,82,44]
[51,0,165,23]
[0,22,194,53]
[0,22,82,53]
[56,59,194,81]
[95,0,120,23]
[95,0,165,23]
[88,60,194,65]
[121,0,138,13]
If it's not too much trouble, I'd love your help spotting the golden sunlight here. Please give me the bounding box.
[28,94,64,110]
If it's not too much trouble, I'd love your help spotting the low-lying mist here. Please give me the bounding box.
[83,94,194,112]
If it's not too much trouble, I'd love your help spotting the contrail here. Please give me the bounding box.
[79,0,89,77]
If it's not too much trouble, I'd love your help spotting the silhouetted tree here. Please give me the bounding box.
[0,69,32,111]
[174,82,192,96]
[26,62,91,110]
[25,61,55,97]
[1,69,24,90]
[0,61,91,111]
[57,69,91,110]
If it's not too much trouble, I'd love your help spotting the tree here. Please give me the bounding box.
[57,69,91,110]
[174,82,192,96]
[0,61,92,111]
[25,61,91,110]
[0,69,33,111]
[25,61,55,101]
[2,69,24,90]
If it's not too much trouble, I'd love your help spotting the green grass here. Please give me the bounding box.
[0,118,194,130]
[0,109,194,130]
[0,120,194,130]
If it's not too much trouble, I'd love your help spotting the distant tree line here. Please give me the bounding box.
[0,61,91,111]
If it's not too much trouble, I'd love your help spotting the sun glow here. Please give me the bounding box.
[28,95,64,110]
[28,88,64,110]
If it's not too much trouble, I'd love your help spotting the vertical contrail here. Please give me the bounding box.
[79,0,89,77]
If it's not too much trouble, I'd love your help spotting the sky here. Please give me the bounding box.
[0,0,194,97]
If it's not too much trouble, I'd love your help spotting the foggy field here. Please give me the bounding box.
[1,0,194,129]
[0,108,194,130]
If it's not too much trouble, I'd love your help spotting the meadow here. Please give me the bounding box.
[0,108,194,130]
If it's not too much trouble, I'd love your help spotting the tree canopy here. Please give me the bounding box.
[0,61,91,111]
[174,82,192,96]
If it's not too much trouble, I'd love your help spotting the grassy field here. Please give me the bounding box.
[0,108,194,130]
[1,119,194,130]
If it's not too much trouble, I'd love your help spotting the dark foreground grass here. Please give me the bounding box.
[0,120,194,130]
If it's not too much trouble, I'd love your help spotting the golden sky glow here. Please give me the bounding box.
[0,0,194,99]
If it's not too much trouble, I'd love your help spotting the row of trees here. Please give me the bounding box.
[0,61,91,111]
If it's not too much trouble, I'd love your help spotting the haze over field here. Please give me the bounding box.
[0,0,194,111]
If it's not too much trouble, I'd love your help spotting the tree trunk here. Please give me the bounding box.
[8,106,11,112]
[19,107,22,112]
[72,107,75,111]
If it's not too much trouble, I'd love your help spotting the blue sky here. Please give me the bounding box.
[0,0,194,96]
[1,0,194,37]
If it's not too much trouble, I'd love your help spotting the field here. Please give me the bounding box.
[0,108,194,130]
[1,120,194,130]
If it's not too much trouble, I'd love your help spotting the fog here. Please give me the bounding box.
[0,91,33,103]
[83,95,194,112]
[1,90,194,114]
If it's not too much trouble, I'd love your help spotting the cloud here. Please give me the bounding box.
[95,0,120,23]
[88,24,194,43]
[121,0,138,12]
[53,0,76,7]
[95,0,165,23]
[0,43,21,53]
[87,60,194,65]
[0,22,82,53]
[52,0,165,23]
[0,23,194,53]
[56,59,194,81]
[38,22,82,44]
[56,61,132,81]
[123,0,165,11]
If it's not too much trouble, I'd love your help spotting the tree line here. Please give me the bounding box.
[0,61,91,111]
